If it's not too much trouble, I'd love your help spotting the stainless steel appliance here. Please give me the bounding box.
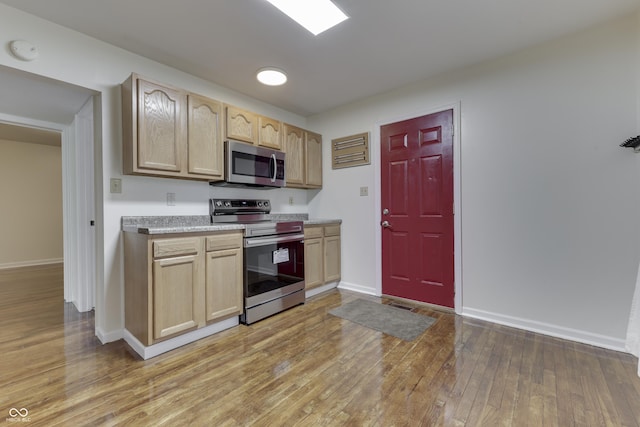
[210,140,286,188]
[210,199,305,324]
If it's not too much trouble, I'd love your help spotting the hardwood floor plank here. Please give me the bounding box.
[4,266,640,426]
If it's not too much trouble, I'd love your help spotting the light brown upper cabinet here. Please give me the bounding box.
[258,115,282,150]
[122,75,185,175]
[225,105,258,144]
[187,94,224,180]
[284,124,323,189]
[122,73,224,181]
[305,131,322,188]
[283,124,305,187]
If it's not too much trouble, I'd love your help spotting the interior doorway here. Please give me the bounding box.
[0,65,98,314]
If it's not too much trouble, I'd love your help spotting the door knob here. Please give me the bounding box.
[381,220,391,228]
[382,208,389,215]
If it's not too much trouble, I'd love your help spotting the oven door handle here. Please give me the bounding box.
[244,233,304,248]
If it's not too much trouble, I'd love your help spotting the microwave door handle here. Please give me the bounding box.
[270,154,277,183]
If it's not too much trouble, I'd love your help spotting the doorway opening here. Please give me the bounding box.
[0,65,99,321]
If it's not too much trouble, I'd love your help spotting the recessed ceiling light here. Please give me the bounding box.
[266,0,349,36]
[257,67,288,86]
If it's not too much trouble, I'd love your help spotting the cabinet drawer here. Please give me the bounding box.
[324,224,341,237]
[206,232,242,252]
[153,238,200,259]
[304,226,324,239]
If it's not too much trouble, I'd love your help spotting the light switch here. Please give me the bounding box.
[110,178,122,194]
[167,193,176,206]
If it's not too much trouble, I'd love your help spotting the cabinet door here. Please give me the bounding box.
[284,124,305,187]
[305,131,323,188]
[324,235,341,283]
[226,105,258,144]
[205,248,243,322]
[152,254,201,340]
[258,116,282,150]
[137,79,186,172]
[304,237,324,289]
[187,94,223,180]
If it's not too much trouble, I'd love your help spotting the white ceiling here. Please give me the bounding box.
[1,0,639,116]
[0,64,94,124]
[0,64,93,146]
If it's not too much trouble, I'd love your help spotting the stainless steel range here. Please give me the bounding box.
[210,199,305,324]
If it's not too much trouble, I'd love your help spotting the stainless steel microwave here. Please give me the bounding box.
[212,139,285,188]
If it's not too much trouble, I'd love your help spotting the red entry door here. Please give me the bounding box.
[380,110,454,308]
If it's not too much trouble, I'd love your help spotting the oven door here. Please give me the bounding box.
[226,140,285,187]
[243,233,305,308]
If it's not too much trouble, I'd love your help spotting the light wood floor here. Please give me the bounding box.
[2,265,640,426]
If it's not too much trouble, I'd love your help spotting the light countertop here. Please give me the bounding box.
[122,215,341,235]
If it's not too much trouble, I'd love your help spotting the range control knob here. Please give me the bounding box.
[257,201,264,207]
[263,201,269,207]
[215,201,223,207]
[224,201,231,207]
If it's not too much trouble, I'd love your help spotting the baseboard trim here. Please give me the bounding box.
[337,281,378,296]
[0,258,63,270]
[96,327,123,344]
[306,281,338,299]
[462,307,626,352]
[123,317,239,360]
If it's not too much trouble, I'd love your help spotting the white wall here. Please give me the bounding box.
[308,13,640,349]
[0,4,310,341]
[0,139,63,267]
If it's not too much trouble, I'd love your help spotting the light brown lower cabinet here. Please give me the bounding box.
[304,223,341,291]
[124,231,243,346]
[204,233,243,323]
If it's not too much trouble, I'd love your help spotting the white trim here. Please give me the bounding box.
[373,102,463,314]
[463,307,626,352]
[0,113,67,133]
[72,98,96,313]
[338,281,378,296]
[123,317,239,360]
[0,258,63,270]
[306,281,339,299]
[95,326,123,344]
[62,125,75,304]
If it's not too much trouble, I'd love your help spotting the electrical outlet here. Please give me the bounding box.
[167,192,176,206]
[110,178,122,194]
[289,196,294,205]
[360,186,368,196]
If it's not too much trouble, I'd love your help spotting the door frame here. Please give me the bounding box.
[0,105,97,313]
[374,102,463,314]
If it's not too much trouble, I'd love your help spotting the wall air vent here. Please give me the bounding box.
[331,132,370,169]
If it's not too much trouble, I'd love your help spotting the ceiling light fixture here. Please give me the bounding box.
[266,0,349,36]
[257,67,288,86]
